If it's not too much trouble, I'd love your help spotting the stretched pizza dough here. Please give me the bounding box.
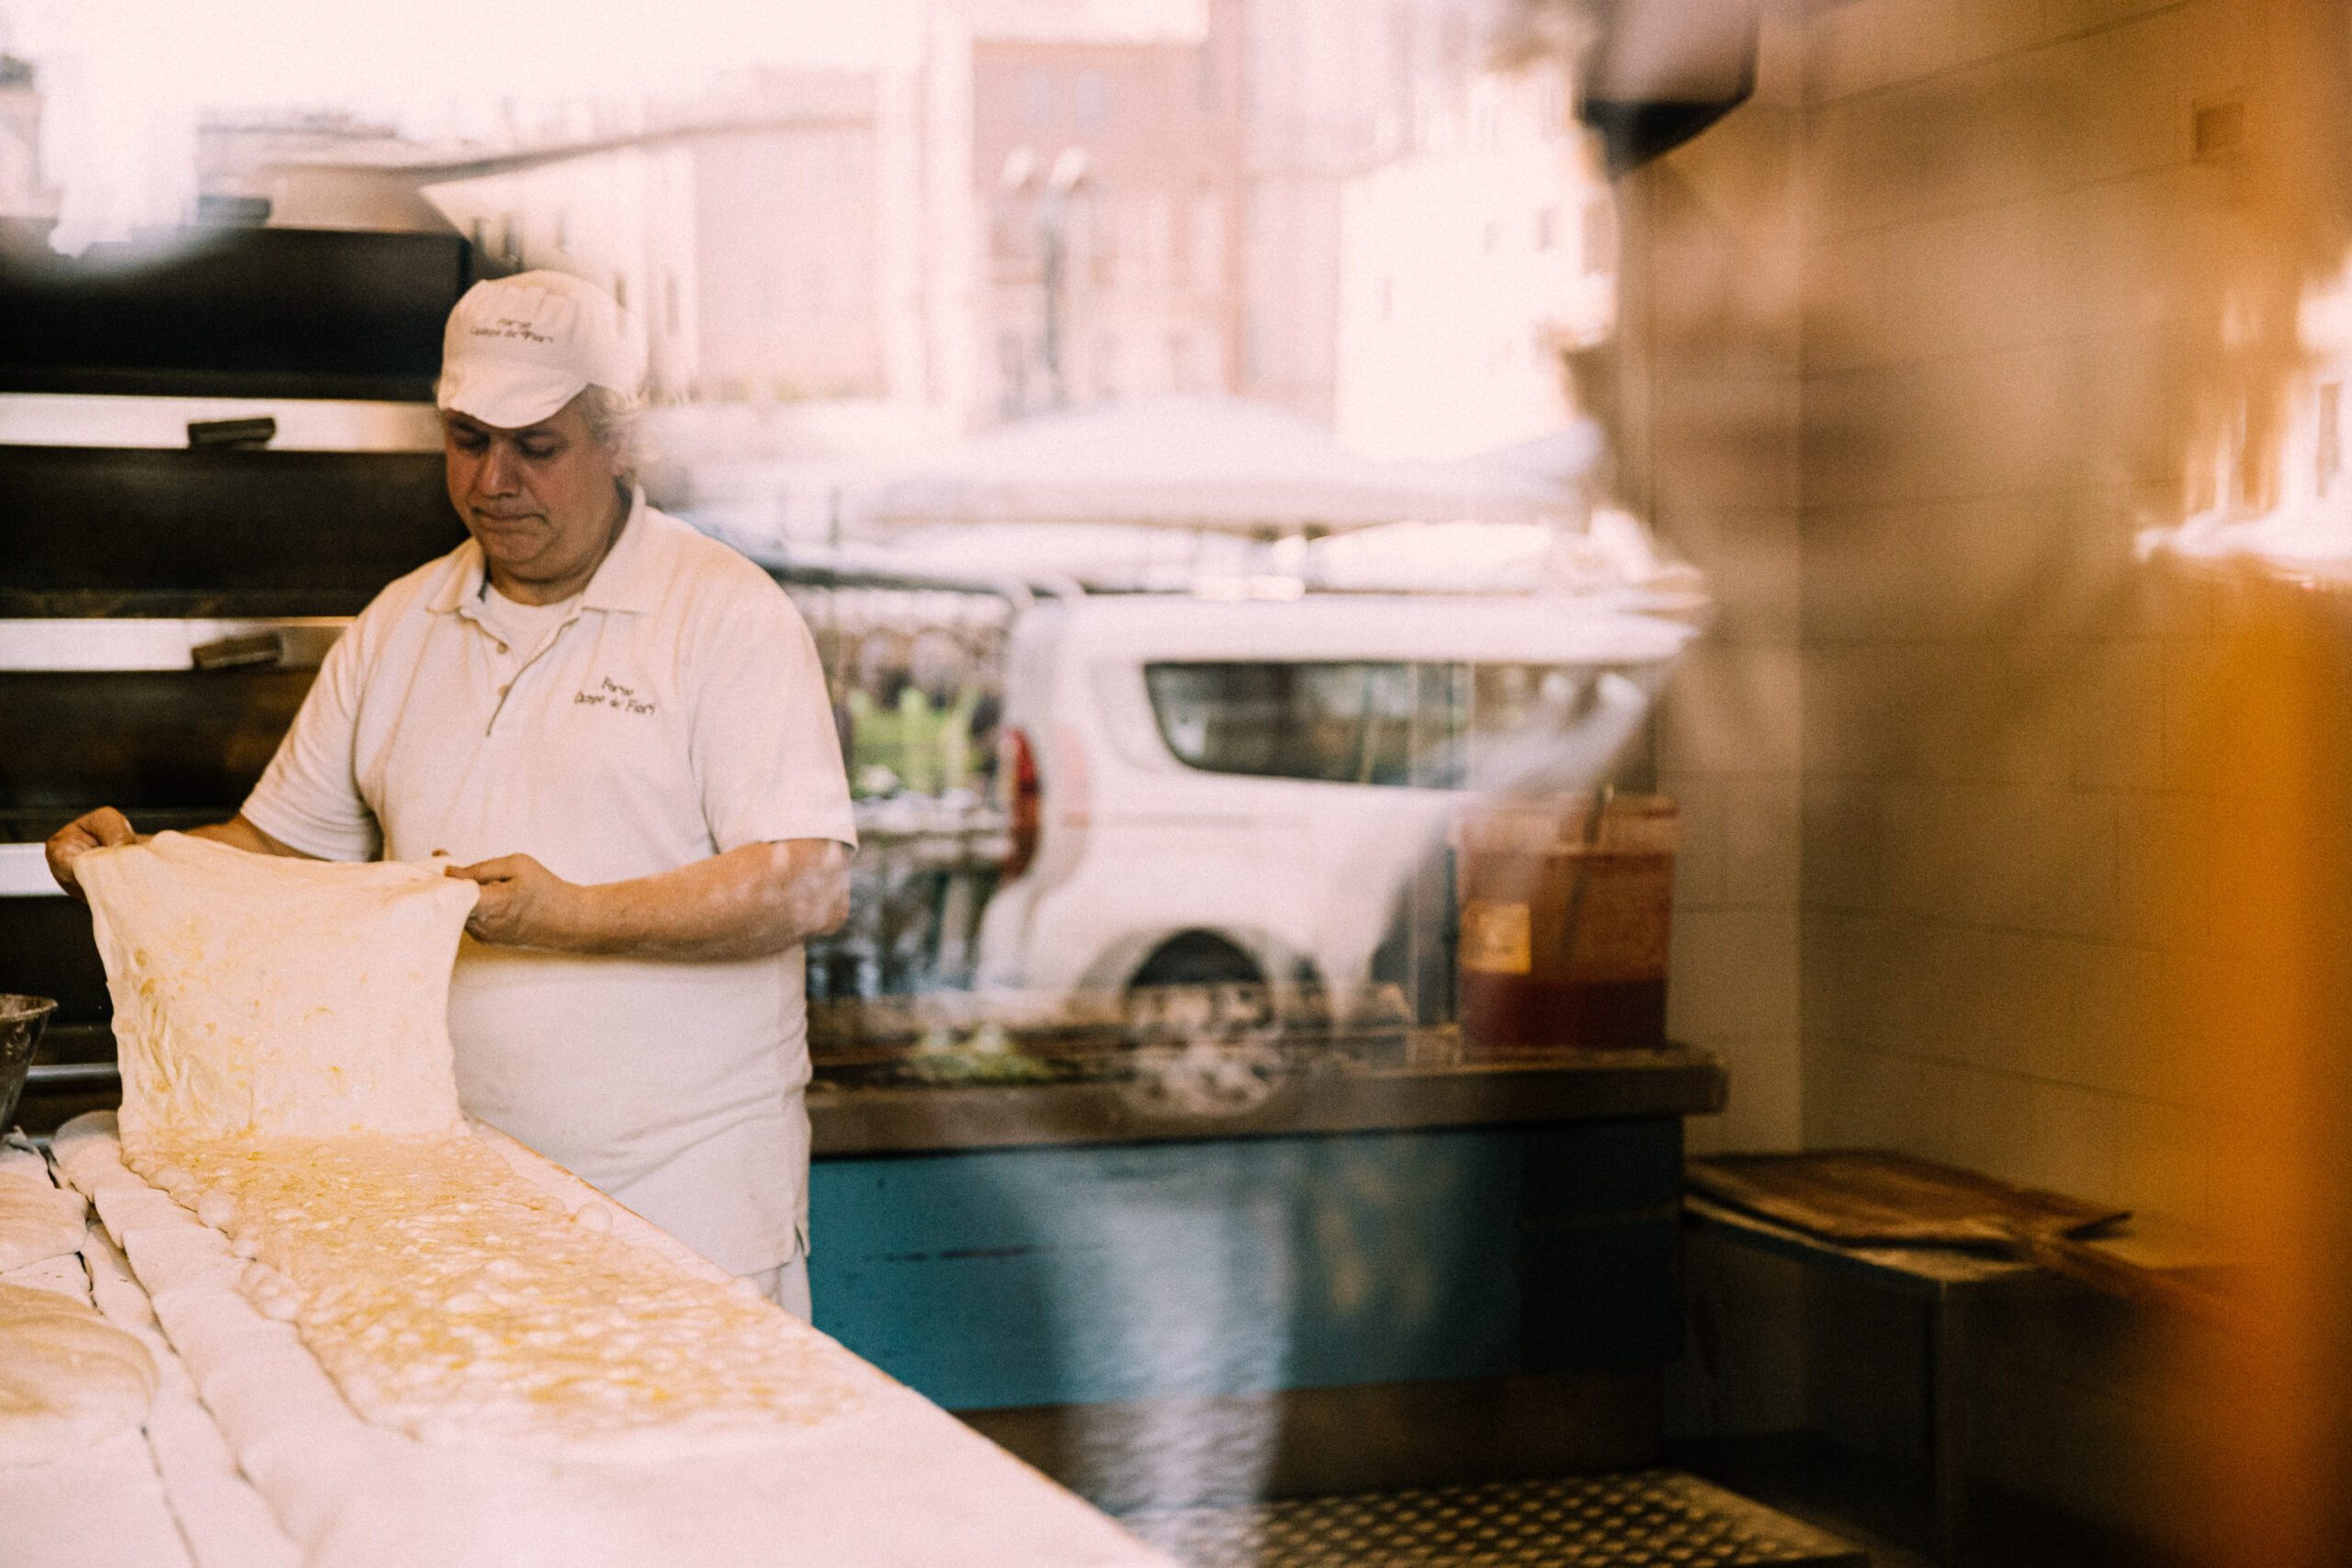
[75,833,865,1461]
[0,1281,157,1466]
[0,1174,86,1273]
[77,833,478,1142]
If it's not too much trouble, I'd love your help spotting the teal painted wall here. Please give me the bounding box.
[808,1120,1682,1411]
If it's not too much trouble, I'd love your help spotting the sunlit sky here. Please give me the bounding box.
[6,1,1209,249]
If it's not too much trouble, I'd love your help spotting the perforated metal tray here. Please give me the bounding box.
[1120,1470,1869,1568]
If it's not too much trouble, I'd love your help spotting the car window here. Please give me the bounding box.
[1144,660,1640,789]
[1145,660,1460,786]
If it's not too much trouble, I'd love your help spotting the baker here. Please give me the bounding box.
[46,270,856,1317]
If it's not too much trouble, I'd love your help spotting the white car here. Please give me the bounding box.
[971,591,1697,1019]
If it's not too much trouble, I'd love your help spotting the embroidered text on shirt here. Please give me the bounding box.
[574,676,657,716]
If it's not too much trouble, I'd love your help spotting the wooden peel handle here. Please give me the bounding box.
[2001,1225,2238,1325]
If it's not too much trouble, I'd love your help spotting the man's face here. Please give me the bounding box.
[442,395,626,602]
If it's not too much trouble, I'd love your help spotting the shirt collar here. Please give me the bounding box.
[429,485,659,616]
[578,486,662,614]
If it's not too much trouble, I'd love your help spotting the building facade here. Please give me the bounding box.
[971,28,1244,419]
[185,0,1607,453]
[1331,61,1610,460]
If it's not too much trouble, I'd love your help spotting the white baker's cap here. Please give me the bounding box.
[435,270,646,429]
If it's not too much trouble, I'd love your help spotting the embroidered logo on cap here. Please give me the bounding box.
[468,288,579,348]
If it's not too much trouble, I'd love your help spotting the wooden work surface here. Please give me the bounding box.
[1686,1149,2128,1248]
[1682,1191,2032,1292]
[1684,1168,2232,1295]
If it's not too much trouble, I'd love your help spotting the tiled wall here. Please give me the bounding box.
[1633,0,2241,1241]
[1633,6,1809,1159]
[1792,1,2246,1545]
[1631,0,2257,1544]
[1796,0,2234,1245]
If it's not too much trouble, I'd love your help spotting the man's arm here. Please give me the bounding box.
[45,808,316,898]
[446,840,851,962]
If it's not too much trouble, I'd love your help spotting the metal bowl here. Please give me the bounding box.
[0,995,58,1133]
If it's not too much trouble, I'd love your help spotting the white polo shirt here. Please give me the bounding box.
[243,491,855,1275]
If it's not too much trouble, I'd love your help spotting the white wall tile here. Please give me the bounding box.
[2067,641,2168,793]
[1805,0,1891,105]
[1955,927,2082,1081]
[1654,505,1802,648]
[1752,0,1816,111]
[2173,0,2249,108]
[1882,0,1964,85]
[1723,771,1804,907]
[1801,1041,1917,1146]
[2114,788,2213,951]
[1666,771,1730,908]
[1670,906,1802,1043]
[2051,939,2170,1098]
[2018,1076,2126,1203]
[1799,234,1887,375]
[1801,908,1896,1050]
[1777,0,2229,1538]
[1799,774,1884,909]
[1657,645,1805,777]
[1684,1030,1806,1152]
[1654,379,1804,518]
[1953,0,2058,61]
[2114,1098,2211,1230]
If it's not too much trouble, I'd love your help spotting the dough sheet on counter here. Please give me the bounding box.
[119,1123,869,1459]
[56,1113,1177,1568]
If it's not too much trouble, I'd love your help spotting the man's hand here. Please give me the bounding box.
[45,807,138,899]
[444,853,580,948]
[444,840,851,961]
[47,810,314,898]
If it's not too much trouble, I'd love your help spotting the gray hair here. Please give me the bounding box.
[575,383,644,482]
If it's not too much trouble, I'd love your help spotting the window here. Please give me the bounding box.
[998,330,1028,417]
[1093,333,1120,400]
[1024,72,1054,129]
[663,273,681,335]
[1143,192,1173,283]
[1145,661,1635,790]
[1073,71,1108,130]
[1148,662,1425,785]
[1534,206,1559,251]
[1192,189,1224,282]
